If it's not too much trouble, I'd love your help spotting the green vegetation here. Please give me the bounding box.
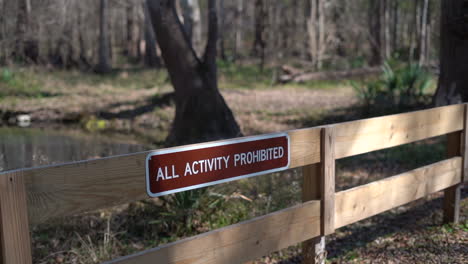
[218,61,348,90]
[0,67,169,100]
[0,68,48,99]
[352,61,434,109]
[218,60,274,89]
[50,68,169,90]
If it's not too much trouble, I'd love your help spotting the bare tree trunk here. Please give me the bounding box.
[433,0,468,105]
[307,0,318,69]
[368,0,382,65]
[234,0,244,59]
[0,0,5,64]
[137,14,144,62]
[425,2,432,63]
[77,3,91,69]
[409,0,418,63]
[307,0,331,70]
[218,0,226,60]
[146,0,241,144]
[270,0,280,63]
[126,2,139,59]
[96,0,111,74]
[143,1,160,67]
[253,0,267,69]
[392,0,399,53]
[418,0,429,66]
[383,0,391,59]
[317,0,325,69]
[16,0,37,62]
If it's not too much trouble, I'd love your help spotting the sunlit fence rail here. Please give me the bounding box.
[0,104,466,264]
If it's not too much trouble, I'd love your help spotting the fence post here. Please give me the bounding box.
[443,104,466,224]
[0,171,33,264]
[302,126,335,264]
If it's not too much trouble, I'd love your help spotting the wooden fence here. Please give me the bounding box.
[0,104,466,264]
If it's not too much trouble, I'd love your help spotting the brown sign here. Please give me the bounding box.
[145,133,290,197]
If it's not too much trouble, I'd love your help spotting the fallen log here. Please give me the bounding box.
[278,66,382,83]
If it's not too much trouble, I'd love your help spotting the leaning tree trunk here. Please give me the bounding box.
[433,0,468,105]
[146,0,241,145]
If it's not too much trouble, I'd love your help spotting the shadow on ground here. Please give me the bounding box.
[98,92,174,120]
[288,102,432,129]
[279,188,467,263]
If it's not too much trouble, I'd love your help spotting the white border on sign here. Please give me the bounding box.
[145,133,291,197]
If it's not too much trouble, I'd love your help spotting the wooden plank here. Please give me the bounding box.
[105,200,321,264]
[334,104,464,159]
[301,126,335,264]
[321,127,335,235]
[463,104,468,182]
[288,127,321,168]
[302,164,325,264]
[0,172,32,264]
[1,128,320,225]
[443,186,461,224]
[442,104,468,224]
[443,116,464,223]
[335,157,462,229]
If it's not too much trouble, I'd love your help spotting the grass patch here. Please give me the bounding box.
[286,79,349,90]
[218,61,350,91]
[0,68,51,99]
[49,68,169,90]
[218,60,274,89]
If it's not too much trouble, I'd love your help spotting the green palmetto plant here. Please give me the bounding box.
[352,60,432,109]
[155,189,206,234]
[381,62,432,105]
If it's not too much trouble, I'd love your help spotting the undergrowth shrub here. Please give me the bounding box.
[352,61,432,110]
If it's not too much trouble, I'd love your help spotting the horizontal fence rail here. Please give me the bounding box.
[0,104,466,264]
[107,201,321,264]
[335,157,462,228]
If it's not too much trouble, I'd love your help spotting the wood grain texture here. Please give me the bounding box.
[443,128,463,224]
[301,164,324,264]
[334,104,464,159]
[0,172,32,264]
[288,127,321,168]
[443,185,461,224]
[302,164,321,201]
[105,200,321,264]
[335,158,462,229]
[321,127,335,235]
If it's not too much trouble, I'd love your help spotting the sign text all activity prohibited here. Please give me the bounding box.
[145,133,290,197]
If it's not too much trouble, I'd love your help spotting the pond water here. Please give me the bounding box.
[0,126,149,172]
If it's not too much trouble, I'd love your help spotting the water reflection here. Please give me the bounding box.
[0,127,148,172]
